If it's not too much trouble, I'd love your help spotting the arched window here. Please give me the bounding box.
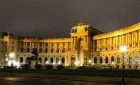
[135,54,139,63]
[27,48,30,52]
[50,57,53,63]
[124,55,126,63]
[117,56,120,63]
[44,57,48,62]
[105,57,108,63]
[84,56,87,65]
[62,57,65,63]
[129,55,132,63]
[94,57,97,63]
[39,57,42,63]
[111,56,114,62]
[56,57,59,63]
[20,57,23,62]
[26,57,30,62]
[100,57,102,63]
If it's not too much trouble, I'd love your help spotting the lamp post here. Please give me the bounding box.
[120,46,126,82]
[5,58,8,69]
[10,53,14,76]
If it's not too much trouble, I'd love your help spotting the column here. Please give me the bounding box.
[116,36,117,49]
[125,34,127,46]
[98,39,100,51]
[138,30,140,46]
[87,35,89,49]
[97,39,99,51]
[30,42,32,52]
[129,33,132,47]
[135,31,138,44]
[25,42,27,52]
[127,33,129,48]
[132,32,134,47]
[23,42,25,52]
[74,37,75,50]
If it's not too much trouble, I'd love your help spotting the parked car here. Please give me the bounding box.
[102,66,115,70]
[88,66,96,70]
[76,66,96,70]
[76,66,87,69]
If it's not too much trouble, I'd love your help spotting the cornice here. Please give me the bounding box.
[94,22,140,40]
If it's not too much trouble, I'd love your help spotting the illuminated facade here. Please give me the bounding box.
[0,22,140,69]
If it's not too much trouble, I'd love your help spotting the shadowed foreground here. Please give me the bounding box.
[0,72,140,85]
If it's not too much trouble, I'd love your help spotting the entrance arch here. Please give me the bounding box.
[71,55,75,66]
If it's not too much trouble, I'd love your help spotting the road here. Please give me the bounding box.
[0,72,139,85]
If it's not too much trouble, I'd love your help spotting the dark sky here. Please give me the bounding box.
[0,0,140,38]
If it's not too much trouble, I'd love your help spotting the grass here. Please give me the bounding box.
[0,68,140,78]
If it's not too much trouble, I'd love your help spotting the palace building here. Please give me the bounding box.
[0,21,140,69]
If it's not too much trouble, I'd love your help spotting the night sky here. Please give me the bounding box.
[0,0,140,38]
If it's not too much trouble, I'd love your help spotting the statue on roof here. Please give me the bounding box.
[78,19,84,26]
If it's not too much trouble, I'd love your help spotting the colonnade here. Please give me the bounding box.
[18,41,71,53]
[96,30,140,51]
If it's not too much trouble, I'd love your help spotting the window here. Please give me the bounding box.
[94,57,97,63]
[39,57,42,63]
[57,49,59,52]
[12,41,14,44]
[21,48,24,52]
[50,57,53,63]
[44,57,48,63]
[56,58,59,63]
[62,50,65,53]
[27,42,30,46]
[129,55,132,63]
[117,56,120,63]
[51,43,53,46]
[135,54,139,63]
[20,57,23,62]
[111,56,114,62]
[105,57,108,63]
[12,46,14,51]
[84,28,87,31]
[46,43,48,46]
[124,55,126,63]
[62,57,65,63]
[39,48,42,52]
[45,48,48,52]
[27,48,30,52]
[51,49,53,53]
[75,29,77,33]
[40,43,42,47]
[100,57,102,63]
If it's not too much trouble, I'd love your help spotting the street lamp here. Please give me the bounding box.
[88,60,91,66]
[120,45,126,82]
[10,53,14,75]
[5,58,8,69]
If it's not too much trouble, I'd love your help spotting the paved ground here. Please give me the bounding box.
[0,72,139,85]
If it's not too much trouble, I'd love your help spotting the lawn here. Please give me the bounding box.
[0,68,140,78]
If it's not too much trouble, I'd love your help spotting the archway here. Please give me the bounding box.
[71,55,75,66]
[20,57,23,63]
[105,57,108,63]
[94,57,97,64]
[84,56,87,65]
[100,57,102,63]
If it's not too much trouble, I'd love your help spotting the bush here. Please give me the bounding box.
[45,64,53,69]
[56,65,65,69]
[21,64,30,69]
[35,64,42,69]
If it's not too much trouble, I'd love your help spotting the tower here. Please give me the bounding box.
[70,21,101,66]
